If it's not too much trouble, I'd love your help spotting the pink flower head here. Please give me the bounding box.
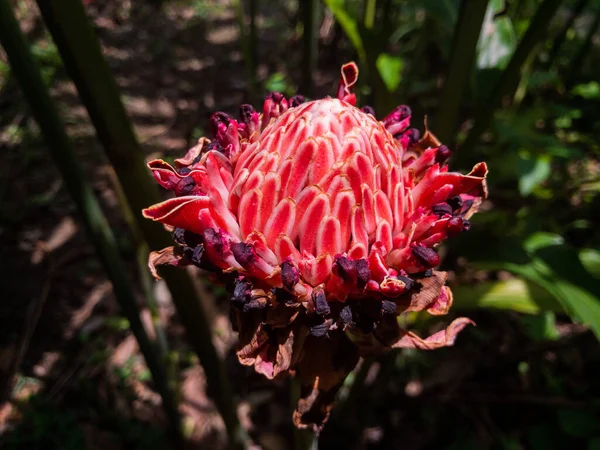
[143,62,488,430]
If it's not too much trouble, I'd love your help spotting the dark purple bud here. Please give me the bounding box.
[462,219,471,231]
[383,105,412,135]
[274,287,296,304]
[381,300,397,315]
[340,305,353,325]
[356,258,371,287]
[432,203,453,216]
[232,278,252,308]
[281,261,299,289]
[361,105,376,116]
[397,275,414,291]
[190,245,205,267]
[314,290,330,316]
[447,216,464,236]
[176,175,196,196]
[289,95,305,107]
[239,104,255,122]
[172,228,187,246]
[334,255,357,282]
[435,145,451,164]
[447,196,463,211]
[309,321,330,337]
[422,269,433,277]
[205,140,224,154]
[178,167,191,175]
[412,246,440,268]
[242,298,266,312]
[267,92,284,103]
[232,242,254,266]
[203,228,223,253]
[210,112,231,137]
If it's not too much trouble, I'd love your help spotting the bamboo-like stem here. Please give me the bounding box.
[234,0,257,102]
[302,0,319,96]
[456,0,563,167]
[33,1,247,447]
[435,0,489,145]
[364,0,376,30]
[0,0,182,442]
[545,0,590,69]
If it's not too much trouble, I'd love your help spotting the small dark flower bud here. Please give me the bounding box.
[178,167,191,175]
[432,203,453,216]
[356,258,371,287]
[267,92,284,103]
[447,196,463,211]
[205,140,224,154]
[242,298,266,312]
[412,246,440,268]
[239,104,255,122]
[176,175,196,195]
[462,219,471,231]
[210,111,231,137]
[203,228,223,253]
[334,256,357,282]
[314,290,330,316]
[361,105,376,116]
[381,300,397,315]
[172,228,187,246]
[309,321,330,337]
[340,305,353,325]
[232,278,252,308]
[281,261,299,289]
[422,269,433,277]
[289,95,305,107]
[232,242,254,266]
[190,245,205,267]
[397,275,414,291]
[435,145,451,163]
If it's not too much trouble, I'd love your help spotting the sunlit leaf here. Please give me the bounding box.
[571,81,600,100]
[520,311,559,341]
[376,53,403,92]
[323,0,365,61]
[518,153,551,196]
[476,0,516,69]
[452,278,564,314]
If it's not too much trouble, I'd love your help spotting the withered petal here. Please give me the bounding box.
[391,317,474,350]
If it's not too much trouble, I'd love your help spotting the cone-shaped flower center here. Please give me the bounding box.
[232,98,402,264]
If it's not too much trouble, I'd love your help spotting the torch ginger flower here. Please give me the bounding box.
[143,63,487,431]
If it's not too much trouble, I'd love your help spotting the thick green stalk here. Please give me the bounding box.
[33,1,246,447]
[364,0,376,30]
[435,0,489,144]
[0,0,182,441]
[302,0,319,96]
[457,0,563,166]
[545,0,590,69]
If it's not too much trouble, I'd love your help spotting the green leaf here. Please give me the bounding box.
[571,81,600,100]
[467,236,600,340]
[452,278,563,314]
[476,0,516,69]
[520,311,559,341]
[375,53,403,92]
[518,153,551,196]
[323,0,365,61]
[580,249,600,279]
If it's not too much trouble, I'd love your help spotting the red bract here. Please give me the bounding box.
[143,62,488,431]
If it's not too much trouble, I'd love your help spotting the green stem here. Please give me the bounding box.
[364,0,376,30]
[234,0,257,102]
[435,0,489,145]
[33,1,247,447]
[302,0,319,96]
[0,0,182,442]
[457,0,564,167]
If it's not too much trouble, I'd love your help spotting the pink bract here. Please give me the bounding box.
[143,62,487,430]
